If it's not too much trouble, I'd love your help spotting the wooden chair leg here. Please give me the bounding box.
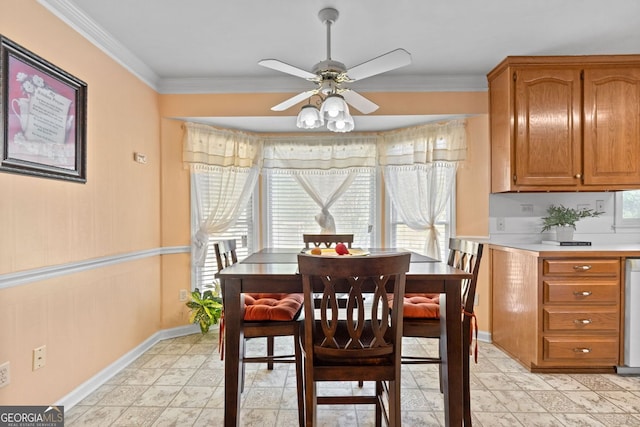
[304,360,316,427]
[375,381,382,427]
[463,322,472,426]
[267,336,275,370]
[240,337,246,393]
[438,337,444,393]
[294,332,304,427]
[389,379,401,427]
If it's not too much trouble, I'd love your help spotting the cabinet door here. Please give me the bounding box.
[514,68,582,186]
[583,68,640,185]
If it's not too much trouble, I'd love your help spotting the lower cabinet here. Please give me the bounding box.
[491,247,621,372]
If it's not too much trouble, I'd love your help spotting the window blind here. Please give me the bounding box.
[265,172,376,248]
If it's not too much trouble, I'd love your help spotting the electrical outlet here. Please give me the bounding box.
[474,294,479,306]
[496,217,506,231]
[0,361,9,387]
[33,346,46,371]
[596,200,605,212]
[179,289,189,302]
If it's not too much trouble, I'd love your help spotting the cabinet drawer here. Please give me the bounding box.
[543,280,619,304]
[543,307,618,331]
[543,259,619,276]
[543,336,618,361]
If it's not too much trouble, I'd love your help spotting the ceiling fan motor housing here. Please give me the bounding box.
[312,59,347,76]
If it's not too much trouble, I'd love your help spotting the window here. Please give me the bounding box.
[388,174,454,261]
[264,172,377,247]
[191,172,254,290]
[390,202,451,260]
[191,168,456,289]
[615,190,640,229]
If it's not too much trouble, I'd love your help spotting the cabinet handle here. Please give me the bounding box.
[573,347,592,353]
[573,290,592,296]
[574,318,592,325]
[573,265,592,271]
[575,173,582,179]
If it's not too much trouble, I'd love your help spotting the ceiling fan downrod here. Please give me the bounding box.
[319,8,339,61]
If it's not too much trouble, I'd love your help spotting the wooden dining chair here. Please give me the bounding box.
[389,237,483,426]
[302,233,354,249]
[297,252,411,427]
[214,239,305,426]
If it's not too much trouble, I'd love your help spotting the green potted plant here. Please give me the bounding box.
[186,287,223,334]
[541,204,603,240]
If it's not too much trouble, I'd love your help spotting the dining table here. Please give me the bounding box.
[216,247,473,427]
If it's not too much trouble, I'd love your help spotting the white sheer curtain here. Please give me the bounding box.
[182,120,467,260]
[183,123,263,266]
[379,121,466,259]
[384,163,458,259]
[293,172,357,233]
[263,135,377,233]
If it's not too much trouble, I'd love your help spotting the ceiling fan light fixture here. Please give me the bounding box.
[296,104,323,129]
[320,93,349,119]
[327,113,354,133]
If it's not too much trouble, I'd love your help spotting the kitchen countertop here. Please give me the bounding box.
[488,241,640,257]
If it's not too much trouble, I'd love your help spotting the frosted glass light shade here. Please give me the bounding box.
[320,94,349,119]
[296,105,323,129]
[327,113,355,132]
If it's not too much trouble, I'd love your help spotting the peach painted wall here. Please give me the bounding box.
[0,2,162,404]
[457,116,491,331]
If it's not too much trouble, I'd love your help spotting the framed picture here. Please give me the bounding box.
[1,35,87,182]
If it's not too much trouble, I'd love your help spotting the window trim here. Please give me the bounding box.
[614,190,640,231]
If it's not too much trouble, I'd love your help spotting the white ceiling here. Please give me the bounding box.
[39,0,640,132]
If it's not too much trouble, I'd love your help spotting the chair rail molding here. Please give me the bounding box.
[0,246,190,290]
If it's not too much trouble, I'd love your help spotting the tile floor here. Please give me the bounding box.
[66,330,640,426]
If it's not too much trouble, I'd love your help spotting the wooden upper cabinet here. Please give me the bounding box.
[488,56,640,192]
[514,68,582,187]
[583,67,640,185]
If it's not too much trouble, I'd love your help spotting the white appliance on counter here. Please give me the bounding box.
[618,259,640,375]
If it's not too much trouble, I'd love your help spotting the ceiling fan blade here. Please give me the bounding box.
[258,59,317,80]
[342,90,379,114]
[271,90,317,111]
[346,48,412,81]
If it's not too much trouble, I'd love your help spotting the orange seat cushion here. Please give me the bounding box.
[388,293,440,319]
[244,293,304,321]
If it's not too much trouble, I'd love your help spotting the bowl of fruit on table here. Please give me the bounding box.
[307,243,369,256]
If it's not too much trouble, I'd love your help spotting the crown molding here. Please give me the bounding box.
[37,0,487,94]
[158,74,487,94]
[37,0,160,89]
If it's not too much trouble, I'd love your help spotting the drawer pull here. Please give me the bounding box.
[574,318,592,325]
[573,265,592,271]
[573,347,592,353]
[573,291,592,296]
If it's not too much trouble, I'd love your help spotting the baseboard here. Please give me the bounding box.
[477,330,491,343]
[56,324,200,410]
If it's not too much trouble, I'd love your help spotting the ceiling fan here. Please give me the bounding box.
[258,7,412,131]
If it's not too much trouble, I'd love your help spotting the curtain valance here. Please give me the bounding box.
[183,122,263,168]
[377,120,467,165]
[262,135,378,170]
[182,119,467,169]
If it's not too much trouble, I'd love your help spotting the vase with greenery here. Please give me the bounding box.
[186,287,223,334]
[541,204,603,240]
